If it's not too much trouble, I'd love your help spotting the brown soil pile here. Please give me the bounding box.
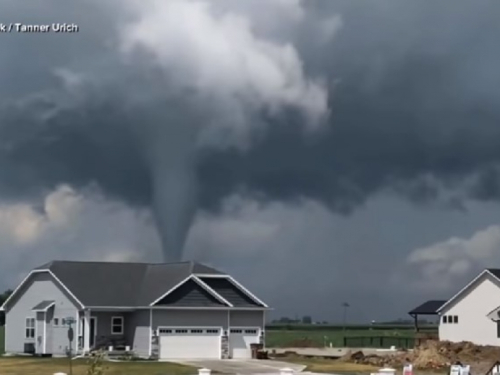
[342,340,500,370]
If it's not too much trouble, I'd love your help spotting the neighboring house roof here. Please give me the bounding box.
[3,260,267,310]
[437,268,500,313]
[408,300,447,315]
[487,268,500,279]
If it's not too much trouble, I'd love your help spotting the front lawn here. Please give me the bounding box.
[0,357,197,375]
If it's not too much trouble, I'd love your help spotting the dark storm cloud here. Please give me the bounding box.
[1,0,500,221]
[200,0,500,213]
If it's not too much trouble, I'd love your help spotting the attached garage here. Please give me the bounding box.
[159,327,222,359]
[229,328,260,359]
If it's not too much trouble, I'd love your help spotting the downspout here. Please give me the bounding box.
[149,308,153,357]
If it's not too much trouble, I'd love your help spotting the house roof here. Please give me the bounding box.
[32,300,55,311]
[487,268,500,279]
[34,260,229,308]
[199,277,263,307]
[408,300,447,315]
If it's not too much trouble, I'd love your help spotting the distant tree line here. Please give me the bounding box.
[271,316,329,325]
[0,289,13,326]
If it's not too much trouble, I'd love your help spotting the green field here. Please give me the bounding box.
[264,324,437,348]
[265,328,419,347]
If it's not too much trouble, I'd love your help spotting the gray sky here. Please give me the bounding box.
[1,0,500,323]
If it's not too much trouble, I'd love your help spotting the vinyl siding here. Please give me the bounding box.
[439,272,500,345]
[35,312,44,354]
[199,278,261,307]
[91,311,127,349]
[46,309,54,354]
[5,272,80,355]
[152,309,228,330]
[154,280,225,307]
[229,310,264,328]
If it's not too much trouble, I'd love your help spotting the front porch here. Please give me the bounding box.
[77,309,135,355]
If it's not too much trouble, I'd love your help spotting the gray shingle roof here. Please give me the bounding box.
[408,300,447,315]
[487,268,500,279]
[36,260,225,307]
[199,277,264,307]
[32,300,55,311]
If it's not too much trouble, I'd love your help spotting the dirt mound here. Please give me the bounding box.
[340,350,411,369]
[343,340,500,370]
[411,340,449,369]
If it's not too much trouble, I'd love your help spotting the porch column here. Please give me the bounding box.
[83,309,91,353]
[43,311,47,354]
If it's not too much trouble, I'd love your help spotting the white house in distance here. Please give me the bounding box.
[437,268,500,345]
[411,268,500,346]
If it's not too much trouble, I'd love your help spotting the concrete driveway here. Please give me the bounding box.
[172,359,307,374]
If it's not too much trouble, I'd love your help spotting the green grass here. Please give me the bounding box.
[0,326,4,355]
[265,328,424,347]
[0,357,197,375]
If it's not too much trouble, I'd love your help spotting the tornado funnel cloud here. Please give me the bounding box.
[138,99,201,262]
[151,163,197,261]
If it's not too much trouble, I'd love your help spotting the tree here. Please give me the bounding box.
[0,289,13,305]
[0,289,13,326]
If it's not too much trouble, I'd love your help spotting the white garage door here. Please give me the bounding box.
[229,328,260,359]
[159,328,221,359]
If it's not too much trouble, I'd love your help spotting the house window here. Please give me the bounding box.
[497,321,500,338]
[25,318,35,339]
[54,318,59,326]
[111,316,124,335]
[453,315,458,323]
[442,316,448,324]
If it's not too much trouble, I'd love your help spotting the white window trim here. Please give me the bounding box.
[111,316,124,335]
[25,317,36,339]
